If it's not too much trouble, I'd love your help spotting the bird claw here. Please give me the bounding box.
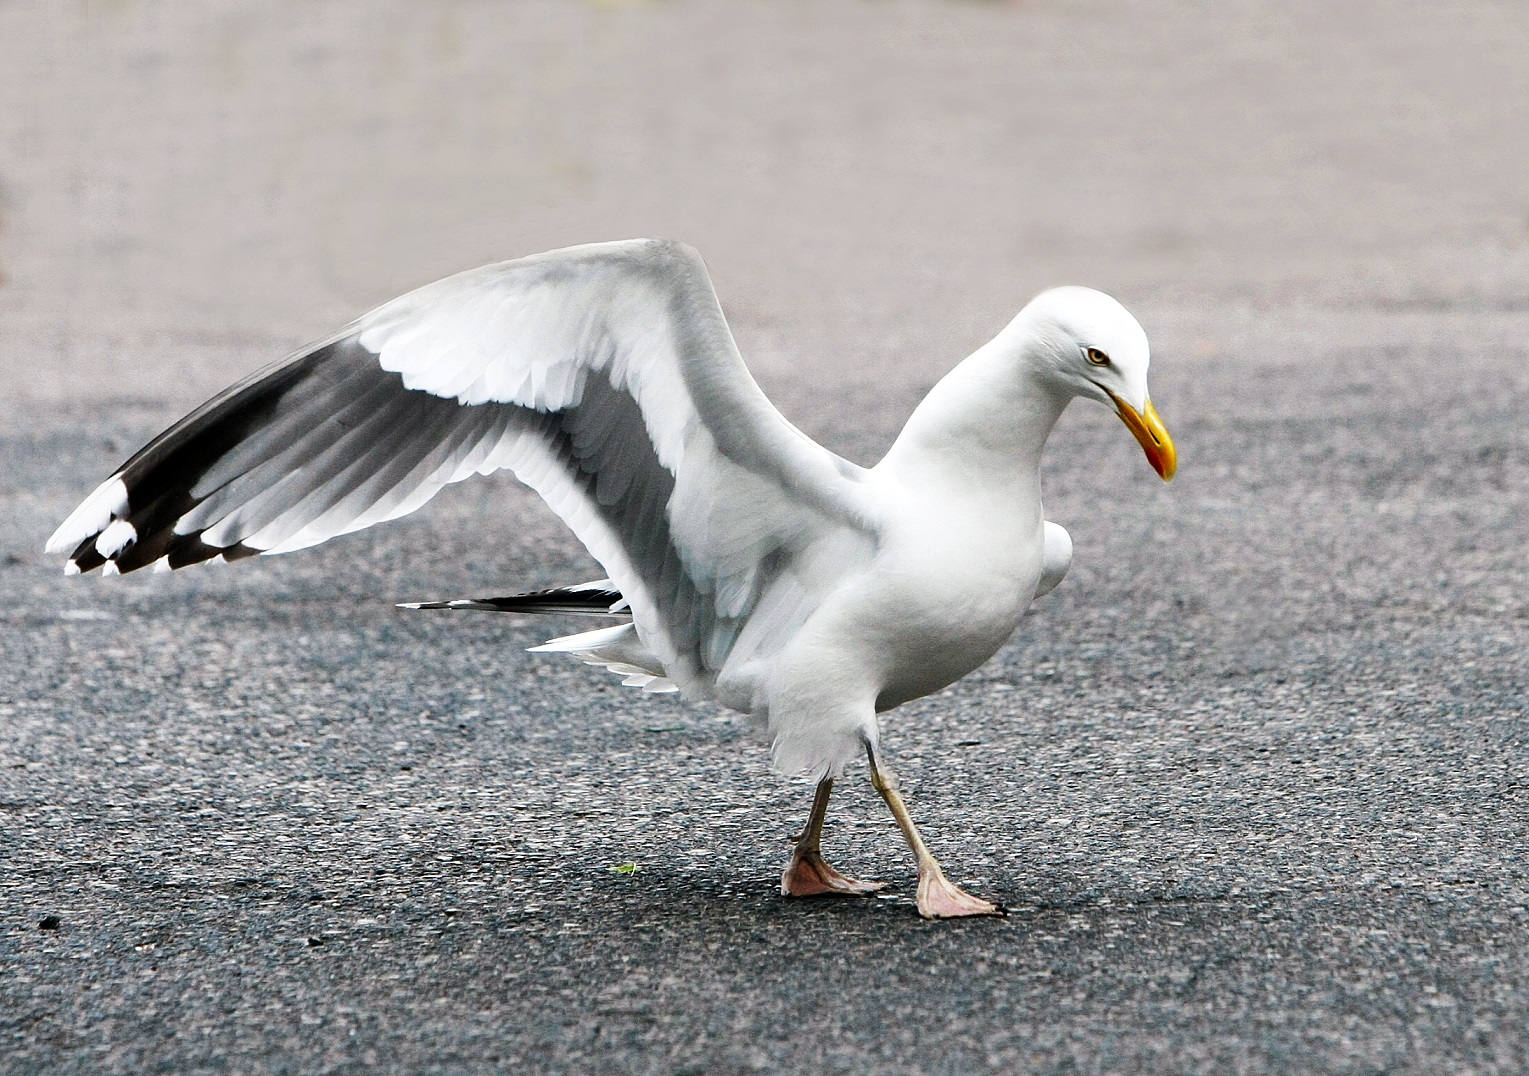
[915,868,1006,919]
[781,849,886,898]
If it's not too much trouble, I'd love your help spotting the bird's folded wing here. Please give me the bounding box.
[47,238,877,692]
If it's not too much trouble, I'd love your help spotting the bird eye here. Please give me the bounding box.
[1085,347,1110,367]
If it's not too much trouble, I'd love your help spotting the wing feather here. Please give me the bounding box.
[48,238,877,695]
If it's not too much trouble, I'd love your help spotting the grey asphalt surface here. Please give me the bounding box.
[4,2,1529,1073]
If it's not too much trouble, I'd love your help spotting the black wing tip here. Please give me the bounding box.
[398,585,628,617]
[64,530,260,576]
[52,335,377,579]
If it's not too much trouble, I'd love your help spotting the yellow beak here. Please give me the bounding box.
[1107,391,1177,481]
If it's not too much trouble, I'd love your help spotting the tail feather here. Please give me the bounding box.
[400,580,675,693]
[529,622,677,693]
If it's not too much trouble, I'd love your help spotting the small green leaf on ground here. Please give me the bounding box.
[608,862,640,875]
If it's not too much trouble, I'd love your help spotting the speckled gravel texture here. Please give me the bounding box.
[4,2,1529,1073]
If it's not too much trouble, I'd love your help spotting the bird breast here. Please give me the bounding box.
[852,493,1046,712]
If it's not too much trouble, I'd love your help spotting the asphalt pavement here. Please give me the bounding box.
[3,3,1528,1073]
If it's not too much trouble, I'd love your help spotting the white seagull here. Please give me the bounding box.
[47,239,1175,919]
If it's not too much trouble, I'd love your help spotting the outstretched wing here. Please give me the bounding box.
[47,239,878,694]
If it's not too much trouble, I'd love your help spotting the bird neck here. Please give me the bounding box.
[876,335,1071,494]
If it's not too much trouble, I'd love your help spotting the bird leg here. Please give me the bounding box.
[780,777,886,898]
[865,745,1005,920]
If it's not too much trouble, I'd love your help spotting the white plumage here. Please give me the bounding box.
[47,238,1175,918]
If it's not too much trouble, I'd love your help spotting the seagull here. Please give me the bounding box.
[46,239,1175,919]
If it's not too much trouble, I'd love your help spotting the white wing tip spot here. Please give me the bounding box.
[46,478,129,555]
[95,519,138,558]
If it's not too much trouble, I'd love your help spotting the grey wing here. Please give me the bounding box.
[47,238,878,696]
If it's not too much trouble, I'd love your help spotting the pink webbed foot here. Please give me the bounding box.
[781,849,887,898]
[915,867,1006,920]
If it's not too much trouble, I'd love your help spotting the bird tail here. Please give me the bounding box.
[397,579,629,617]
[526,622,676,692]
[400,579,674,692]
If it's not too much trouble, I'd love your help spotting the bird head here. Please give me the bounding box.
[1017,286,1176,481]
